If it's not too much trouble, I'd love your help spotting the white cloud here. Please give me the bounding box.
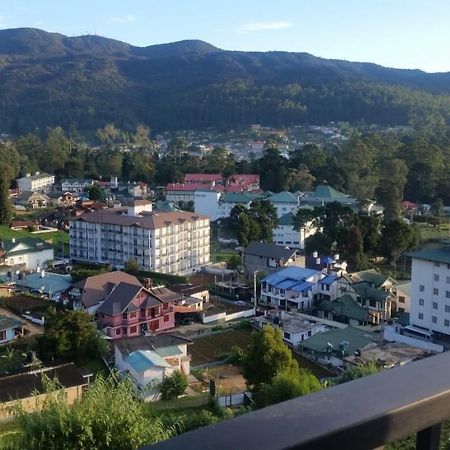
[109,15,136,24]
[236,21,293,33]
[0,16,6,28]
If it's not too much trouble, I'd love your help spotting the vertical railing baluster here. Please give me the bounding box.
[416,424,441,450]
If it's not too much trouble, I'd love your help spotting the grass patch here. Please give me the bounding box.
[189,328,254,366]
[79,358,110,378]
[152,394,209,412]
[0,225,68,249]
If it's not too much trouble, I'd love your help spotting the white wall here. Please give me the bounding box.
[384,325,443,352]
[272,222,317,250]
[6,248,54,270]
[194,191,221,221]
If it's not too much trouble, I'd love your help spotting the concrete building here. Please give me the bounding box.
[69,201,210,275]
[395,282,411,314]
[0,237,54,270]
[244,241,304,278]
[194,190,221,221]
[16,172,55,192]
[260,266,326,311]
[272,211,316,250]
[114,334,192,399]
[0,363,88,422]
[254,311,326,346]
[267,192,301,218]
[61,179,94,193]
[407,244,450,336]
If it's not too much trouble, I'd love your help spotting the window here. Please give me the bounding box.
[418,313,424,320]
[432,316,438,323]
[129,312,137,319]
[434,288,439,296]
[420,285,425,292]
[308,330,312,337]
[0,330,5,341]
[446,291,450,298]
[164,315,170,322]
[445,320,450,327]
[435,262,441,268]
[433,302,438,309]
[129,326,137,334]
[122,313,127,320]
[419,299,425,306]
[447,277,450,284]
[115,328,121,335]
[446,305,450,313]
[399,296,405,304]
[434,274,440,282]
[283,332,291,340]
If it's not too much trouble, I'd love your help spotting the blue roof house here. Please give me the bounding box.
[260,267,325,311]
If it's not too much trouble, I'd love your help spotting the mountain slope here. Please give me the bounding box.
[0,28,449,133]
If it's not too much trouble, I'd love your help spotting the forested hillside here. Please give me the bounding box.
[1,28,450,133]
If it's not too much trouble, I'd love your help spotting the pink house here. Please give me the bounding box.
[96,283,175,339]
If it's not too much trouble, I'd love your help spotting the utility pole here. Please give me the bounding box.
[253,270,258,312]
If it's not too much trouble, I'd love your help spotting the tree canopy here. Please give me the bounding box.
[37,309,108,363]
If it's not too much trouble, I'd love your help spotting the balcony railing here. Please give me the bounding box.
[145,351,450,450]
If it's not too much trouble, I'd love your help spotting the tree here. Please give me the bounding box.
[259,146,288,192]
[381,219,420,266]
[0,169,13,225]
[124,258,140,274]
[248,199,278,242]
[37,309,108,363]
[243,326,298,387]
[432,198,444,217]
[255,367,321,408]
[15,375,173,450]
[376,159,408,221]
[346,225,367,271]
[134,124,152,148]
[159,371,188,400]
[339,362,380,383]
[40,127,70,173]
[87,184,104,201]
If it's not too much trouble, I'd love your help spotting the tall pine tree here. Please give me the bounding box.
[0,170,12,225]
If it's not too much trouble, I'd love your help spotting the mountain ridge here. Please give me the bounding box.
[0,27,449,134]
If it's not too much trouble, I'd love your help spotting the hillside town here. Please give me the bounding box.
[1,3,450,447]
[1,153,450,438]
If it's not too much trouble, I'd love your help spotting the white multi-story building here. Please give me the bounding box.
[272,210,317,250]
[267,192,301,218]
[61,179,94,193]
[408,245,450,336]
[69,201,210,275]
[194,190,221,221]
[16,172,55,192]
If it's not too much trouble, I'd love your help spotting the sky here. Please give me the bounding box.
[0,0,449,73]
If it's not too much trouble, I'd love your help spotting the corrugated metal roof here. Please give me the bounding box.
[262,267,319,285]
[155,346,183,358]
[125,350,171,372]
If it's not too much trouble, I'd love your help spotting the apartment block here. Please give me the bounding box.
[16,172,55,192]
[69,201,210,275]
[408,244,450,336]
